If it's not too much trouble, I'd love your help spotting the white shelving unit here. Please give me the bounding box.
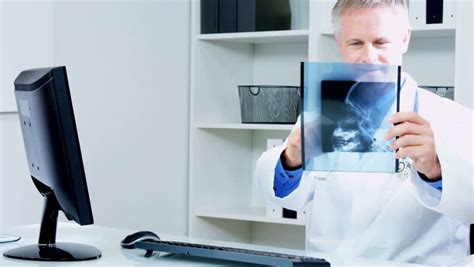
[195,206,306,226]
[195,122,294,131]
[189,0,471,251]
[189,0,308,250]
[199,30,309,43]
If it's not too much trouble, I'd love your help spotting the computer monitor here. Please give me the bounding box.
[3,66,101,261]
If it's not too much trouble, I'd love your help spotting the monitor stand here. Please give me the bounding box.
[3,193,101,261]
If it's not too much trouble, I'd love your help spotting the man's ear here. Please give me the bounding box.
[401,27,411,54]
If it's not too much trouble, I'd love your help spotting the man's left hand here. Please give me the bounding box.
[385,111,442,180]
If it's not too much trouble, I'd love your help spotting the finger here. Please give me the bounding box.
[288,128,302,149]
[302,123,322,158]
[388,111,430,126]
[290,126,301,136]
[288,134,301,149]
[396,145,424,159]
[390,134,428,150]
[291,128,301,141]
[385,122,431,140]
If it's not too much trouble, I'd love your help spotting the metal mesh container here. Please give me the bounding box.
[238,85,300,124]
[419,85,454,100]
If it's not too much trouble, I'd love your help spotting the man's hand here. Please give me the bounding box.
[283,118,323,169]
[385,112,442,180]
[283,127,302,168]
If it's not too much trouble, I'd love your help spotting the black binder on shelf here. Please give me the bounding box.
[237,0,291,32]
[201,0,219,33]
[237,0,256,32]
[218,0,237,33]
[426,0,443,24]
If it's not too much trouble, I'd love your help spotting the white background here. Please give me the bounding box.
[0,0,190,236]
[0,0,472,240]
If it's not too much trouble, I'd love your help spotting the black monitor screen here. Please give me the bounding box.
[3,66,101,261]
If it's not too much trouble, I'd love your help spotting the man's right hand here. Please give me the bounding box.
[282,117,323,169]
[283,127,302,168]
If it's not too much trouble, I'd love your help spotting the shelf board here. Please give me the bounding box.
[0,111,18,115]
[198,30,309,44]
[195,122,294,131]
[320,28,455,38]
[195,206,306,226]
[410,28,455,38]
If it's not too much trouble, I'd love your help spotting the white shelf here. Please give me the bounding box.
[190,0,308,246]
[410,28,455,38]
[320,28,455,39]
[198,30,309,44]
[0,111,18,115]
[195,206,306,226]
[195,122,294,131]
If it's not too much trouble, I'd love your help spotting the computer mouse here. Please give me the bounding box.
[120,230,161,249]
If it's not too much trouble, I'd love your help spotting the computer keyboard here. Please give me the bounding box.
[133,239,330,266]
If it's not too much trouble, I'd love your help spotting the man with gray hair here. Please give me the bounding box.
[256,0,473,264]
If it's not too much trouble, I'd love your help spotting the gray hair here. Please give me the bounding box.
[331,0,409,35]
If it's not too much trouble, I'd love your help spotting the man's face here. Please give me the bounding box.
[336,6,411,65]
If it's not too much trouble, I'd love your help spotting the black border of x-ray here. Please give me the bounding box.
[395,65,401,172]
[300,62,402,173]
[300,62,306,170]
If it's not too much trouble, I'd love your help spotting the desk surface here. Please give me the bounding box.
[0,223,470,266]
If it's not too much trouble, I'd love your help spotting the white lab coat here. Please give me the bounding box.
[255,73,474,265]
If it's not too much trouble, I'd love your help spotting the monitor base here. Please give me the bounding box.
[3,243,101,261]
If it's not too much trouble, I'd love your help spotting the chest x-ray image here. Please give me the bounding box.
[302,62,400,173]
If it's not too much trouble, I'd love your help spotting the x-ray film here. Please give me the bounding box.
[301,62,401,172]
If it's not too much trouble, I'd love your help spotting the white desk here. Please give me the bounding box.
[0,223,469,266]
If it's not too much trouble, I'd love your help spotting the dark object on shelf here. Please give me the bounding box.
[426,0,443,24]
[419,85,454,100]
[471,224,473,255]
[238,85,300,124]
[237,0,291,32]
[218,0,237,33]
[201,0,219,33]
[282,208,297,219]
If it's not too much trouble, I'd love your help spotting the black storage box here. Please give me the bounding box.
[219,0,238,33]
[201,0,219,33]
[200,0,292,34]
[238,85,300,124]
[237,0,291,32]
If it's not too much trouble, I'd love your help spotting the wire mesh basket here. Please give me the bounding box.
[238,85,300,124]
[419,85,454,100]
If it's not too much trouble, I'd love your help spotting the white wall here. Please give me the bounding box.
[455,1,474,109]
[404,37,455,86]
[1,1,190,236]
[0,1,55,232]
[0,2,54,112]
